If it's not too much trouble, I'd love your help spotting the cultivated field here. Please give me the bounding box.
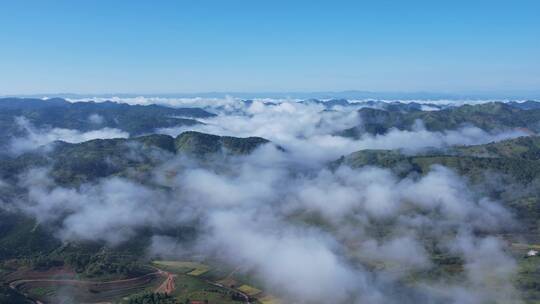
[5,266,166,303]
[152,261,210,276]
[151,260,284,304]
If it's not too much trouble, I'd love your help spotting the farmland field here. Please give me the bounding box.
[151,260,273,303]
[152,261,210,276]
[5,266,166,303]
[237,284,262,296]
[259,295,282,304]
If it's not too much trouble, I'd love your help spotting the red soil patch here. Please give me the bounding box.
[154,269,176,294]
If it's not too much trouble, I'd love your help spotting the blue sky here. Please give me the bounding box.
[1,0,539,95]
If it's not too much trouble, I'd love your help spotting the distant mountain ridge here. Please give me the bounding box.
[5,90,540,99]
[2,97,540,303]
[338,101,540,138]
[0,97,216,148]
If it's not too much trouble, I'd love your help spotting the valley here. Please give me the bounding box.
[2,97,540,303]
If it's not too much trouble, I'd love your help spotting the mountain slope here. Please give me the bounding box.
[175,131,270,156]
[335,136,540,234]
[0,98,216,147]
[337,136,540,181]
[0,132,271,185]
[339,102,540,138]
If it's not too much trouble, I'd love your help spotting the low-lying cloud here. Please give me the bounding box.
[9,116,128,154]
[9,145,521,303]
[158,100,528,163]
[1,97,530,303]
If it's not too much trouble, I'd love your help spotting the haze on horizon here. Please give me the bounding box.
[1,0,539,95]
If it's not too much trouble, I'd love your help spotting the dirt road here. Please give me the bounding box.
[8,269,174,303]
[9,271,161,289]
[154,269,176,294]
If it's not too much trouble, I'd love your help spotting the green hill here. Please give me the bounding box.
[453,135,540,160]
[175,131,270,157]
[0,132,271,185]
[335,136,540,234]
[339,102,540,138]
[0,131,271,271]
[0,98,216,148]
[337,136,540,181]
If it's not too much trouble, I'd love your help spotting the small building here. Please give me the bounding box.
[527,249,538,257]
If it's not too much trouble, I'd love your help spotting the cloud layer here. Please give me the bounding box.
[11,146,521,303]
[8,116,128,154]
[158,100,527,163]
[2,97,531,303]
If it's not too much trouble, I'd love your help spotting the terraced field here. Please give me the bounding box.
[3,261,283,303]
[150,260,285,304]
[5,266,166,303]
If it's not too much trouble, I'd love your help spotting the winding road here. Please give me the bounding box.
[9,265,254,304]
[8,268,174,304]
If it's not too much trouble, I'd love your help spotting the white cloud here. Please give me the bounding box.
[10,149,520,303]
[88,113,104,125]
[9,117,128,154]
[157,100,528,164]
[3,97,528,303]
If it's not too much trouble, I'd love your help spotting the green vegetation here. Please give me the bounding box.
[63,251,146,279]
[0,131,271,186]
[0,97,215,148]
[3,99,540,302]
[150,261,257,304]
[152,261,210,276]
[453,135,540,160]
[259,295,281,304]
[0,212,61,260]
[237,284,261,296]
[337,136,540,184]
[175,131,269,157]
[0,284,32,304]
[335,135,540,257]
[27,286,55,297]
[516,256,540,302]
[128,292,178,304]
[339,102,540,138]
[0,128,271,302]
[172,274,245,304]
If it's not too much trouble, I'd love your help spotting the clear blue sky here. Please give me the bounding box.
[1,0,539,95]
